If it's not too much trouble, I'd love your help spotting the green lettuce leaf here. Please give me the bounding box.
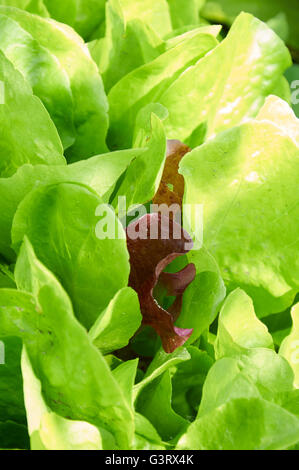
[112,110,167,210]
[0,269,15,288]
[0,48,64,177]
[119,0,172,39]
[0,238,134,448]
[180,98,299,316]
[133,413,165,450]
[89,0,163,92]
[167,0,205,29]
[178,345,299,449]
[199,349,294,415]
[161,12,291,144]
[89,287,142,354]
[256,94,299,144]
[175,247,226,344]
[171,346,214,420]
[11,183,130,328]
[43,0,106,40]
[262,309,292,348]
[215,289,273,359]
[0,336,29,449]
[177,397,299,450]
[108,29,219,148]
[280,303,299,388]
[0,147,144,261]
[136,370,188,442]
[112,359,138,410]
[0,13,75,150]
[133,347,190,400]
[202,0,299,56]
[21,347,102,450]
[0,0,49,16]
[267,12,289,43]
[0,6,109,160]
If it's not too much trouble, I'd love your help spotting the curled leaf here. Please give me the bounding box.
[126,213,195,353]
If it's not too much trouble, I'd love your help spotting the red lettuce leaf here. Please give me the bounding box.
[126,213,195,353]
[152,140,191,216]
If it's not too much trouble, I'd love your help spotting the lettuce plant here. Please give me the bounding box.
[0,0,298,451]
